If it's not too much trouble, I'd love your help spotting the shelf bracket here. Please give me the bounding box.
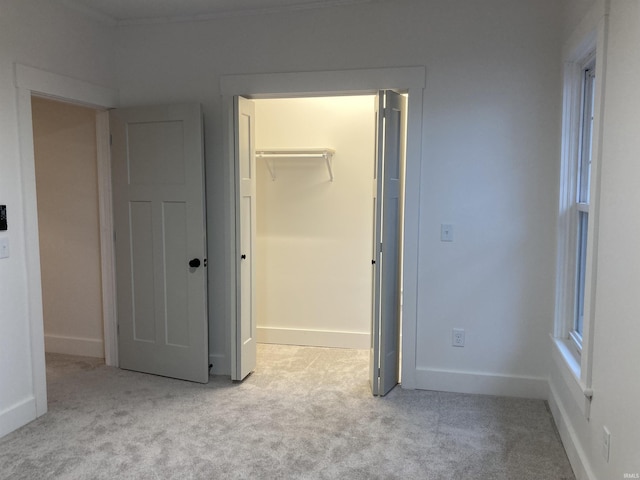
[323,151,334,181]
[263,158,276,181]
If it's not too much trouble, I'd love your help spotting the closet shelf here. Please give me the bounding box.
[256,148,336,181]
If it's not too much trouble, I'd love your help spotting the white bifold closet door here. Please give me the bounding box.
[371,90,406,396]
[234,96,257,381]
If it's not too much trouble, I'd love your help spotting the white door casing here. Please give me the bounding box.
[371,90,406,396]
[16,64,119,425]
[221,67,425,389]
[111,103,209,384]
[234,96,257,381]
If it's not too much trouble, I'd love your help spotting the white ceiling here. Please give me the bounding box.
[64,0,379,24]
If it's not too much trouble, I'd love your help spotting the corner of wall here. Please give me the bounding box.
[547,380,596,480]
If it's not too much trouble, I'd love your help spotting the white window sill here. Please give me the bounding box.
[550,335,592,418]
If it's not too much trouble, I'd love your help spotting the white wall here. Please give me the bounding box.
[591,3,640,475]
[32,97,104,358]
[254,96,374,349]
[115,0,563,393]
[562,0,598,39]
[549,1,640,478]
[0,0,116,437]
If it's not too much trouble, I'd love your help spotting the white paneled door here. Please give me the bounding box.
[111,104,208,384]
[371,90,406,396]
[234,96,257,381]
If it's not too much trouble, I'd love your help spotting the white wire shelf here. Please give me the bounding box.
[256,148,335,181]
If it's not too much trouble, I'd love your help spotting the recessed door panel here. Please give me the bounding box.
[239,114,252,180]
[127,121,185,185]
[163,201,189,347]
[130,201,155,343]
[241,196,253,346]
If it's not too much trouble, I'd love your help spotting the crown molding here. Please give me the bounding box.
[61,0,117,26]
[62,0,382,28]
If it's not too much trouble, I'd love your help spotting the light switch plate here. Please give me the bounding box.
[441,224,453,242]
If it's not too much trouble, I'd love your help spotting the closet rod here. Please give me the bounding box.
[256,148,335,181]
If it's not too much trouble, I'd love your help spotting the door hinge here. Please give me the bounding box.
[117,324,120,335]
[380,242,383,252]
[377,368,381,378]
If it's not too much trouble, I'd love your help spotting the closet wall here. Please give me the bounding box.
[254,96,375,349]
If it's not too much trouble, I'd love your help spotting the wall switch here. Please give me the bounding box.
[602,426,611,462]
[0,237,9,259]
[441,224,453,242]
[452,328,465,347]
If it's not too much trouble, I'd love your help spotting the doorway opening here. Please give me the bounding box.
[234,91,407,395]
[252,95,378,387]
[31,96,106,382]
[31,96,104,357]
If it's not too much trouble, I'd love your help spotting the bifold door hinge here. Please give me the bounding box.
[109,134,113,146]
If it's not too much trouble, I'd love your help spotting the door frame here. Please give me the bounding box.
[16,64,119,417]
[221,67,425,387]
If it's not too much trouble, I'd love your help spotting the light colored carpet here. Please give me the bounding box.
[0,345,575,479]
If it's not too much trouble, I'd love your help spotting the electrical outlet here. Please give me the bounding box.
[452,328,465,347]
[602,426,611,462]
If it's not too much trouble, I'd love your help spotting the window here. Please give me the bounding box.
[554,26,602,419]
[571,60,596,351]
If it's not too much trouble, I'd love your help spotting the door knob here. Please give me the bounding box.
[189,258,201,268]
[241,254,247,260]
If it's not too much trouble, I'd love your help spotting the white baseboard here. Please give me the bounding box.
[548,383,596,480]
[44,334,104,358]
[0,396,37,438]
[413,367,549,399]
[257,326,370,349]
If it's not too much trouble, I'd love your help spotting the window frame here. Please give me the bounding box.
[571,56,596,353]
[553,5,608,422]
